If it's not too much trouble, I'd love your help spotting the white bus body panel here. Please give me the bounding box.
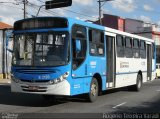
[115,57,147,88]
[105,28,155,89]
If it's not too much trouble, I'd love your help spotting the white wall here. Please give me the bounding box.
[0,31,3,74]
[0,30,12,75]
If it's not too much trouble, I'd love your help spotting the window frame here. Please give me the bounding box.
[125,37,132,48]
[71,24,87,70]
[116,34,124,58]
[139,40,146,59]
[140,40,146,50]
[89,28,105,57]
[116,35,124,47]
[124,36,133,58]
[133,38,139,49]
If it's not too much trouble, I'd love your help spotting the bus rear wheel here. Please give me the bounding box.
[87,78,99,102]
[135,74,142,91]
[128,74,142,91]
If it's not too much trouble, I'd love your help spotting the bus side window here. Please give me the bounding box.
[89,29,104,56]
[116,35,124,57]
[72,25,87,70]
[140,41,146,59]
[125,37,133,58]
[133,38,140,58]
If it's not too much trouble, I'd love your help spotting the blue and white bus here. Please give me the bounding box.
[11,17,156,102]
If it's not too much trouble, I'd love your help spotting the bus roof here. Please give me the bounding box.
[67,17,154,43]
[14,16,154,43]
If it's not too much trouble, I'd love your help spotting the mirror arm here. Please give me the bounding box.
[7,48,13,53]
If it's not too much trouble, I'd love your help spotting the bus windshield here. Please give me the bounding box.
[13,32,69,66]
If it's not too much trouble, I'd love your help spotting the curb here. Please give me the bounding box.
[0,79,11,84]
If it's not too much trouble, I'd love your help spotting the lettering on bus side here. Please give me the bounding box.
[120,62,129,68]
[74,84,80,89]
[90,61,97,68]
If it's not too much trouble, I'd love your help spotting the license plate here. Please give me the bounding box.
[28,86,39,91]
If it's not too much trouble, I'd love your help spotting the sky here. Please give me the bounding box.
[0,0,160,26]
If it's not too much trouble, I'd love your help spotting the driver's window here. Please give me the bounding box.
[72,25,87,70]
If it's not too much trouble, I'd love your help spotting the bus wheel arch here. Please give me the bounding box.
[87,73,102,102]
[128,71,143,91]
[138,70,143,82]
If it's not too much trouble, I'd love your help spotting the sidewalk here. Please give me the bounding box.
[0,78,11,84]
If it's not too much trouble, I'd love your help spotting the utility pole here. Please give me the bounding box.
[98,0,102,25]
[23,0,28,19]
[98,0,113,25]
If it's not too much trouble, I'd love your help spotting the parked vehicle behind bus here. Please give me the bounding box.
[156,63,160,78]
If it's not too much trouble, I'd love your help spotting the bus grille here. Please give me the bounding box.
[20,79,50,83]
[15,69,56,74]
[22,89,47,92]
[21,86,47,92]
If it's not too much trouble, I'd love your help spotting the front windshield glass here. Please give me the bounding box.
[13,32,69,66]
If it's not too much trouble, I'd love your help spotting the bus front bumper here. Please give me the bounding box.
[11,80,71,96]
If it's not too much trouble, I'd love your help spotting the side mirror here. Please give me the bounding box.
[75,39,81,53]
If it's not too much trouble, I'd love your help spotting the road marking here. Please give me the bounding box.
[112,102,127,109]
[156,90,160,92]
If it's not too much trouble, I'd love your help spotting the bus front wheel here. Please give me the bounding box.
[87,78,99,102]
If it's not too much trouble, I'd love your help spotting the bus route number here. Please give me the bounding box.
[38,75,50,80]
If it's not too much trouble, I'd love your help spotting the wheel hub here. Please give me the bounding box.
[137,75,142,89]
[91,83,97,96]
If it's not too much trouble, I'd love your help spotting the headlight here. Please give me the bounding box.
[49,72,69,85]
[12,76,20,83]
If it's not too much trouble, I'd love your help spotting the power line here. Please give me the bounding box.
[30,0,98,19]
[0,3,22,10]
[102,0,160,27]
[62,8,98,19]
[27,1,98,20]
[27,2,60,16]
[1,0,160,27]
[36,0,98,19]
[37,0,45,3]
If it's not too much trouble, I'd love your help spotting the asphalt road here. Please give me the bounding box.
[0,79,160,117]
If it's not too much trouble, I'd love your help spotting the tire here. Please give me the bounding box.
[128,74,142,91]
[156,73,158,79]
[134,74,142,91]
[87,78,99,102]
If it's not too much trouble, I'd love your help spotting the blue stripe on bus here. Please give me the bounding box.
[13,28,69,34]
[116,70,155,75]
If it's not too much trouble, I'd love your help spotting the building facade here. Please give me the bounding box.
[0,22,13,79]
[94,14,125,31]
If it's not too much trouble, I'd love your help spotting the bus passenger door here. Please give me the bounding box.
[147,44,152,81]
[106,35,116,88]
